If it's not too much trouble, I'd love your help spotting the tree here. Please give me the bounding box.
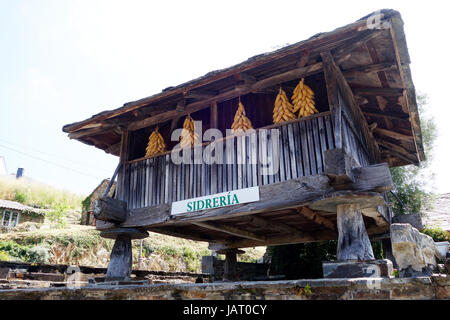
[388,94,437,216]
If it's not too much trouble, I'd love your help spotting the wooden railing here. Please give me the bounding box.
[116,112,336,209]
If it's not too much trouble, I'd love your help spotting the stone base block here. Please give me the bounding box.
[323,259,393,278]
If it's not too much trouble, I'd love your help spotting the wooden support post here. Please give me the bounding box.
[382,238,397,268]
[324,148,357,186]
[106,234,133,280]
[101,228,148,281]
[336,204,374,261]
[321,52,342,149]
[210,101,218,129]
[298,207,336,231]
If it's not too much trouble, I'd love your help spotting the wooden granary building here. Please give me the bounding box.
[63,9,424,280]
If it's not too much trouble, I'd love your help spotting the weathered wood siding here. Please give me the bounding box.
[116,112,336,209]
[338,91,371,166]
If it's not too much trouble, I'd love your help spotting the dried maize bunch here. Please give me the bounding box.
[231,100,253,133]
[292,78,318,118]
[145,128,166,157]
[179,115,200,148]
[273,87,296,124]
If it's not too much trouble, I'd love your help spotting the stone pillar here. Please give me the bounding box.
[336,204,374,261]
[100,228,149,281]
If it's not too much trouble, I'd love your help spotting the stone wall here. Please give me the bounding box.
[202,256,270,281]
[0,276,448,300]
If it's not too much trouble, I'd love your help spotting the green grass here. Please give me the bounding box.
[0,226,266,272]
[0,175,85,210]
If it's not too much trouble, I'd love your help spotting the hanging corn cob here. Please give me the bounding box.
[231,99,253,133]
[145,127,166,157]
[273,87,296,124]
[292,78,318,118]
[179,114,200,148]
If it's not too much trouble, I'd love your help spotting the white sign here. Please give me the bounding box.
[171,186,260,215]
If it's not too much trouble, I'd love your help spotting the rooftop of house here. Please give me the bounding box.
[0,199,46,216]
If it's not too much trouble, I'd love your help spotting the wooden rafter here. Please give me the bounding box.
[373,127,414,142]
[362,110,409,120]
[298,207,336,230]
[342,62,397,75]
[352,87,404,96]
[377,140,417,164]
[222,229,338,249]
[126,62,323,131]
[333,29,384,64]
[192,221,266,242]
[247,216,302,235]
[321,51,381,162]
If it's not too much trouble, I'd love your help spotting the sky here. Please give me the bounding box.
[0,0,449,196]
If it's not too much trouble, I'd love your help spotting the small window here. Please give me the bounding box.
[10,212,19,228]
[1,210,19,228]
[2,210,10,227]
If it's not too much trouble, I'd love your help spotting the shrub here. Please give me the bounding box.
[0,250,9,261]
[28,246,51,264]
[422,226,449,242]
[46,202,68,228]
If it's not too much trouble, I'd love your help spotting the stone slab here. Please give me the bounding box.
[323,259,393,278]
[0,276,448,300]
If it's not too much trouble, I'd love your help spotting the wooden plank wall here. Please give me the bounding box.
[118,113,335,209]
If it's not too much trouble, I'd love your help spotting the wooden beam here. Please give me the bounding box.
[342,62,397,75]
[321,52,341,148]
[221,229,338,249]
[324,148,356,184]
[333,29,384,64]
[93,196,127,223]
[210,101,218,129]
[116,175,331,228]
[373,127,414,142]
[251,62,323,92]
[341,163,393,193]
[127,62,323,131]
[68,126,113,139]
[352,87,405,96]
[148,226,218,243]
[248,216,302,235]
[321,51,381,162]
[176,99,185,112]
[239,72,257,85]
[296,49,310,67]
[184,90,217,100]
[105,142,121,155]
[192,221,266,242]
[362,111,409,120]
[298,207,336,231]
[169,116,181,134]
[377,140,418,164]
[118,129,128,201]
[336,203,374,260]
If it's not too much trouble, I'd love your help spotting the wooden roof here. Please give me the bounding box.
[62,9,424,167]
